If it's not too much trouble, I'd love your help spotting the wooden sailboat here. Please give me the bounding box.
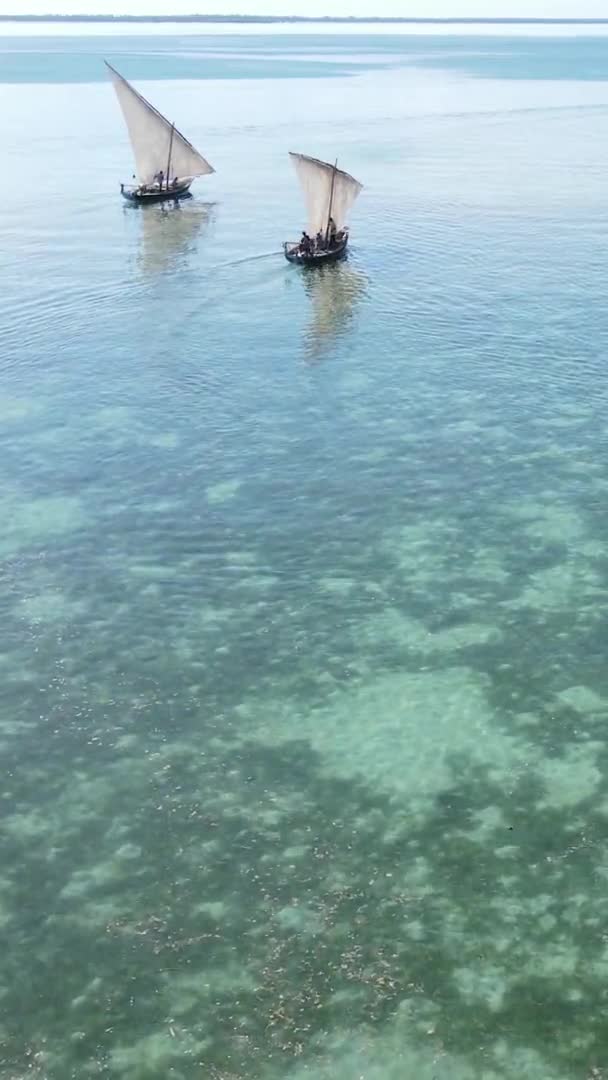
[284,153,363,266]
[105,62,215,204]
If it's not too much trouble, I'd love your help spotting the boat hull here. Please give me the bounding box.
[121,182,193,204]
[284,236,348,266]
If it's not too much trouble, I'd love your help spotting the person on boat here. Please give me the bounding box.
[315,230,324,252]
[153,169,165,189]
[328,217,338,246]
[299,231,312,255]
[172,176,180,189]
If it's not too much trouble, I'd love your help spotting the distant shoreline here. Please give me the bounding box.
[3,15,608,25]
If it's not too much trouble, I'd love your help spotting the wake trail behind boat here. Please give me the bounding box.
[213,250,283,269]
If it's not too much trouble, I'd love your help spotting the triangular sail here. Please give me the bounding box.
[289,152,362,236]
[106,62,214,186]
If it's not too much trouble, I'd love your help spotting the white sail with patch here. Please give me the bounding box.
[289,152,362,237]
[105,62,214,188]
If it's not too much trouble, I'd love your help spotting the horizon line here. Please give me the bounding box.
[3,14,608,24]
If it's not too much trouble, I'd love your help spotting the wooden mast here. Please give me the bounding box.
[324,159,338,246]
[166,123,175,190]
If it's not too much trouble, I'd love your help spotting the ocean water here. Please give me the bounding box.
[3,23,608,1080]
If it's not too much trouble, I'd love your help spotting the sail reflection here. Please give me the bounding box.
[138,201,213,276]
[301,261,368,363]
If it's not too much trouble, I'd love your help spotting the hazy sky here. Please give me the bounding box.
[2,0,608,17]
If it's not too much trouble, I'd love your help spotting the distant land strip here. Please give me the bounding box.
[3,14,608,23]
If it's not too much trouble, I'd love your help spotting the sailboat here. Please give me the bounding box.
[284,153,363,266]
[105,62,214,204]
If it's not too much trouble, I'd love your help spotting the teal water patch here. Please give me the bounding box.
[0,34,385,83]
[4,31,608,84]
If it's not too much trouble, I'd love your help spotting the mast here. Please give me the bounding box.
[325,159,338,246]
[166,122,175,190]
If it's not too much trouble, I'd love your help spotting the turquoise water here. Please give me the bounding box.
[6,30,608,82]
[4,25,608,1080]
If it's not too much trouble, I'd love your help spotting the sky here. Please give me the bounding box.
[2,0,608,17]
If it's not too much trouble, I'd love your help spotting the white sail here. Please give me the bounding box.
[289,152,362,237]
[106,62,214,187]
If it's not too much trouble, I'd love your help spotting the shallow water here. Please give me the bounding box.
[3,24,608,1080]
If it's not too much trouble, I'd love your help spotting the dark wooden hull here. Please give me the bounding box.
[121,182,193,204]
[284,236,348,266]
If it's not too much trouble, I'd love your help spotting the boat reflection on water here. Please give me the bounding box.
[137,201,213,276]
[301,260,368,363]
